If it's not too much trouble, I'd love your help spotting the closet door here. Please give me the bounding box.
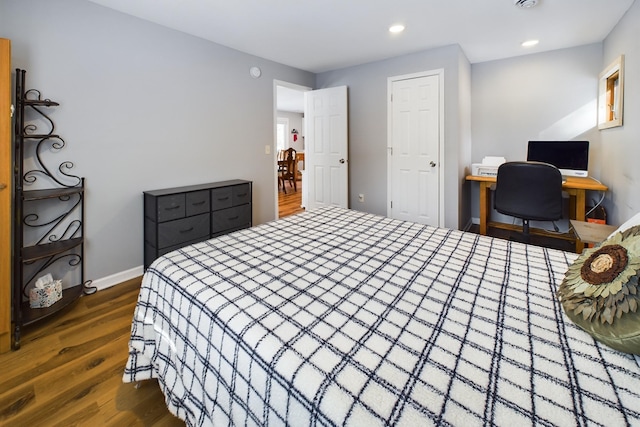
[0,38,11,353]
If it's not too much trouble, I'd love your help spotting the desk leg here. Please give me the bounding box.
[479,182,490,235]
[575,190,586,221]
[574,189,586,253]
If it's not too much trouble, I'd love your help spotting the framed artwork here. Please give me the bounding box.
[598,55,624,130]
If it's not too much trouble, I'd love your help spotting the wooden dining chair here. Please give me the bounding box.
[278,148,297,193]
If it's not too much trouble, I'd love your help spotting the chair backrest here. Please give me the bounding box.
[494,161,563,221]
[281,148,297,178]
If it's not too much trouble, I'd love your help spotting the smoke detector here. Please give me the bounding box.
[514,0,539,8]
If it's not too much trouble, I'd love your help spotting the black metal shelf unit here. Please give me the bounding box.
[12,69,88,349]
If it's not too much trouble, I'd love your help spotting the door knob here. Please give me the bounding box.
[0,183,6,190]
[339,159,346,164]
[430,161,437,167]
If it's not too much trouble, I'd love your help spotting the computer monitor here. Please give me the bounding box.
[526,141,589,177]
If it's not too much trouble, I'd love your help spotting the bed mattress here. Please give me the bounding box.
[124,206,640,426]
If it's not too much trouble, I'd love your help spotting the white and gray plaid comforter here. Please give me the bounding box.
[124,206,640,426]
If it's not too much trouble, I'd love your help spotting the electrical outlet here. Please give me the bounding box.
[358,193,365,203]
[265,145,271,155]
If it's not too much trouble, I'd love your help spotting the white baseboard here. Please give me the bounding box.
[471,217,479,225]
[91,265,144,291]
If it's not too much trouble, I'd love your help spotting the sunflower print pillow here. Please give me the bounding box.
[558,225,640,354]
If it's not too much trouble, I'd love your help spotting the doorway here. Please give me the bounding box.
[274,82,349,219]
[274,81,309,218]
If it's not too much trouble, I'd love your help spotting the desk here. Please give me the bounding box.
[466,175,608,252]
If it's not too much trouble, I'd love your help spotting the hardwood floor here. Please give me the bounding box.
[0,277,184,426]
[278,177,305,218]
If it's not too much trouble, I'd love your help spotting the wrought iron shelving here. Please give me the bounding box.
[12,69,89,349]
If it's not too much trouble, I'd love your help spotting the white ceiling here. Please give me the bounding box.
[85,0,635,111]
[276,86,306,114]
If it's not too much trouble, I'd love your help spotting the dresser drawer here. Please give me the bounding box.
[158,237,206,257]
[210,187,233,211]
[232,184,251,206]
[144,237,205,268]
[156,194,186,222]
[212,205,251,233]
[186,190,210,216]
[157,213,210,248]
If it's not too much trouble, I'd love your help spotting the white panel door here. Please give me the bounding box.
[304,86,348,210]
[389,74,440,225]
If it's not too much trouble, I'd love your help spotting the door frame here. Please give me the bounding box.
[386,69,445,227]
[273,80,311,219]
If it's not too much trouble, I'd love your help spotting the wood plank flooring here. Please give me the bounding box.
[0,277,184,426]
[278,178,304,218]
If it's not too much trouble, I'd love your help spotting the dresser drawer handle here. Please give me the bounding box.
[228,215,239,220]
[192,201,205,206]
[217,196,229,201]
[236,193,247,197]
[165,205,181,211]
[180,227,194,234]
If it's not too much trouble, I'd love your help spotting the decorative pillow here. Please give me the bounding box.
[558,225,640,354]
[608,211,640,239]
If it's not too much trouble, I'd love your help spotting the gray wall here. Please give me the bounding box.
[1,0,314,280]
[316,44,471,230]
[601,0,640,225]
[471,43,603,167]
[457,50,473,228]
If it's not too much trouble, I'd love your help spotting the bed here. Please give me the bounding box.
[124,206,640,426]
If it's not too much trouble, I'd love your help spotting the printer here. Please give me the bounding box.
[471,156,506,177]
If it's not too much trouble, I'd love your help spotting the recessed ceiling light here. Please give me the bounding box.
[522,39,539,47]
[389,24,405,34]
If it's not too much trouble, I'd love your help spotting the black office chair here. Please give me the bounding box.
[494,161,563,243]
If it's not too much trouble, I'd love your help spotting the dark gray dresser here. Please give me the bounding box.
[144,179,252,269]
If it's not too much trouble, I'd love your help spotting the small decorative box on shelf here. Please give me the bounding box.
[29,281,62,308]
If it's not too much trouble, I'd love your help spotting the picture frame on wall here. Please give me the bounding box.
[598,55,624,130]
